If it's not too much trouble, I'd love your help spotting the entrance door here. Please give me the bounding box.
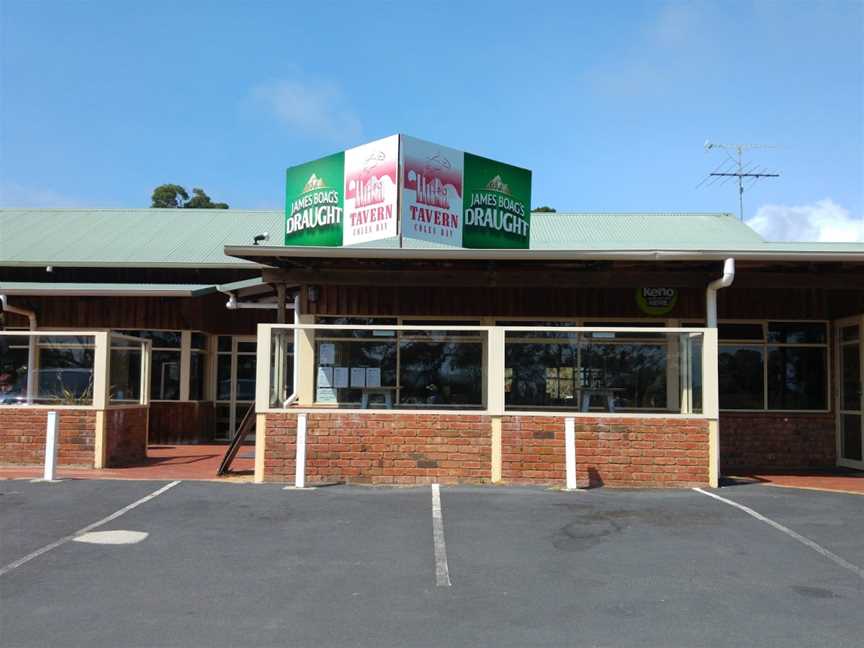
[836,317,863,470]
[215,335,257,441]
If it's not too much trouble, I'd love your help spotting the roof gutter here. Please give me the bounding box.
[223,245,864,264]
[706,258,735,327]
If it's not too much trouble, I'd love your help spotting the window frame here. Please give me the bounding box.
[713,319,831,413]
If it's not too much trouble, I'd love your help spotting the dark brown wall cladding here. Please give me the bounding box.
[3,294,274,334]
[148,402,216,444]
[300,283,858,321]
[303,285,708,319]
[720,412,836,473]
[104,406,148,467]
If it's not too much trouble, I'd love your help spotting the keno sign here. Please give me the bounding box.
[284,135,532,249]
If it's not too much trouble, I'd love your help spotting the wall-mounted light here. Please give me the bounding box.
[253,232,269,246]
[307,285,320,303]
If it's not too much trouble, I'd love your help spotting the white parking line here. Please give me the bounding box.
[0,480,181,577]
[693,487,864,581]
[431,483,451,587]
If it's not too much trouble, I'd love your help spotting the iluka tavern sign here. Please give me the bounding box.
[284,134,532,249]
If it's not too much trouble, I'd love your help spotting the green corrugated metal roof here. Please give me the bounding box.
[0,208,282,267]
[0,282,217,296]
[1,209,861,267]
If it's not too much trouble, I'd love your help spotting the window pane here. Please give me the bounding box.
[315,317,397,338]
[719,346,764,409]
[218,336,232,352]
[151,350,181,400]
[37,345,96,405]
[582,343,667,409]
[767,347,827,410]
[718,323,764,341]
[191,333,208,350]
[237,341,257,354]
[236,355,256,401]
[399,340,483,406]
[118,330,181,348]
[315,340,397,404]
[401,320,482,338]
[767,322,827,344]
[841,344,861,410]
[189,352,207,401]
[841,414,862,461]
[110,349,142,403]
[216,354,231,400]
[505,342,578,407]
[841,325,859,343]
[0,342,30,405]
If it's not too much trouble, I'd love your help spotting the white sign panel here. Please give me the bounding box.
[334,367,349,389]
[342,134,399,246]
[365,367,381,388]
[350,367,366,388]
[401,135,464,246]
[319,343,336,365]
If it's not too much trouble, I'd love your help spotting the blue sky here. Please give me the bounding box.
[1,1,862,240]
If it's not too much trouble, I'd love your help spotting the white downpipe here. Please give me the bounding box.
[1,295,38,404]
[43,411,58,481]
[706,258,735,327]
[565,417,577,490]
[295,412,307,488]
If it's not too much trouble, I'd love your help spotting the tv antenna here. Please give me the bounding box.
[698,141,780,220]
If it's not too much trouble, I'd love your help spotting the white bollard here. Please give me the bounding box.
[43,411,58,481]
[565,417,577,490]
[294,413,307,489]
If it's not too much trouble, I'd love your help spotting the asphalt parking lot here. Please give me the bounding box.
[1,480,862,648]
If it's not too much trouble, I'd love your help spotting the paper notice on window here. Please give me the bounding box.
[317,366,333,388]
[316,387,337,404]
[319,343,336,365]
[334,367,349,388]
[366,367,381,388]
[350,367,366,388]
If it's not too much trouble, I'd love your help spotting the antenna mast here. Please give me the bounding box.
[699,141,780,220]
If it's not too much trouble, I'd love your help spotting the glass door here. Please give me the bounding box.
[836,317,863,470]
[215,335,257,441]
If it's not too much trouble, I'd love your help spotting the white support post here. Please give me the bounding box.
[43,411,58,481]
[565,416,577,490]
[295,412,307,488]
[179,330,191,401]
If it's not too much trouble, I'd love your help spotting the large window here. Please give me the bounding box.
[313,318,483,408]
[718,321,828,411]
[502,323,680,412]
[119,330,208,401]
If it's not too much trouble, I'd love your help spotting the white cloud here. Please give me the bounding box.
[251,78,363,144]
[746,199,864,242]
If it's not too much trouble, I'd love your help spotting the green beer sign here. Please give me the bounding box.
[462,153,532,249]
[284,152,344,246]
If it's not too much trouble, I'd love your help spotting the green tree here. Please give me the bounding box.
[533,205,556,212]
[151,184,188,208]
[150,184,229,209]
[184,187,229,209]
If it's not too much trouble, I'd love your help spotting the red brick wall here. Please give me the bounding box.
[105,406,149,467]
[264,412,709,488]
[503,416,710,488]
[264,413,491,485]
[0,408,96,467]
[719,412,836,473]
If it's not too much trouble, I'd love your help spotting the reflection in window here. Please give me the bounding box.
[767,347,827,410]
[719,346,764,410]
[399,339,482,406]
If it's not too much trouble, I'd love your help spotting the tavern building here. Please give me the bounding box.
[2,207,862,487]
